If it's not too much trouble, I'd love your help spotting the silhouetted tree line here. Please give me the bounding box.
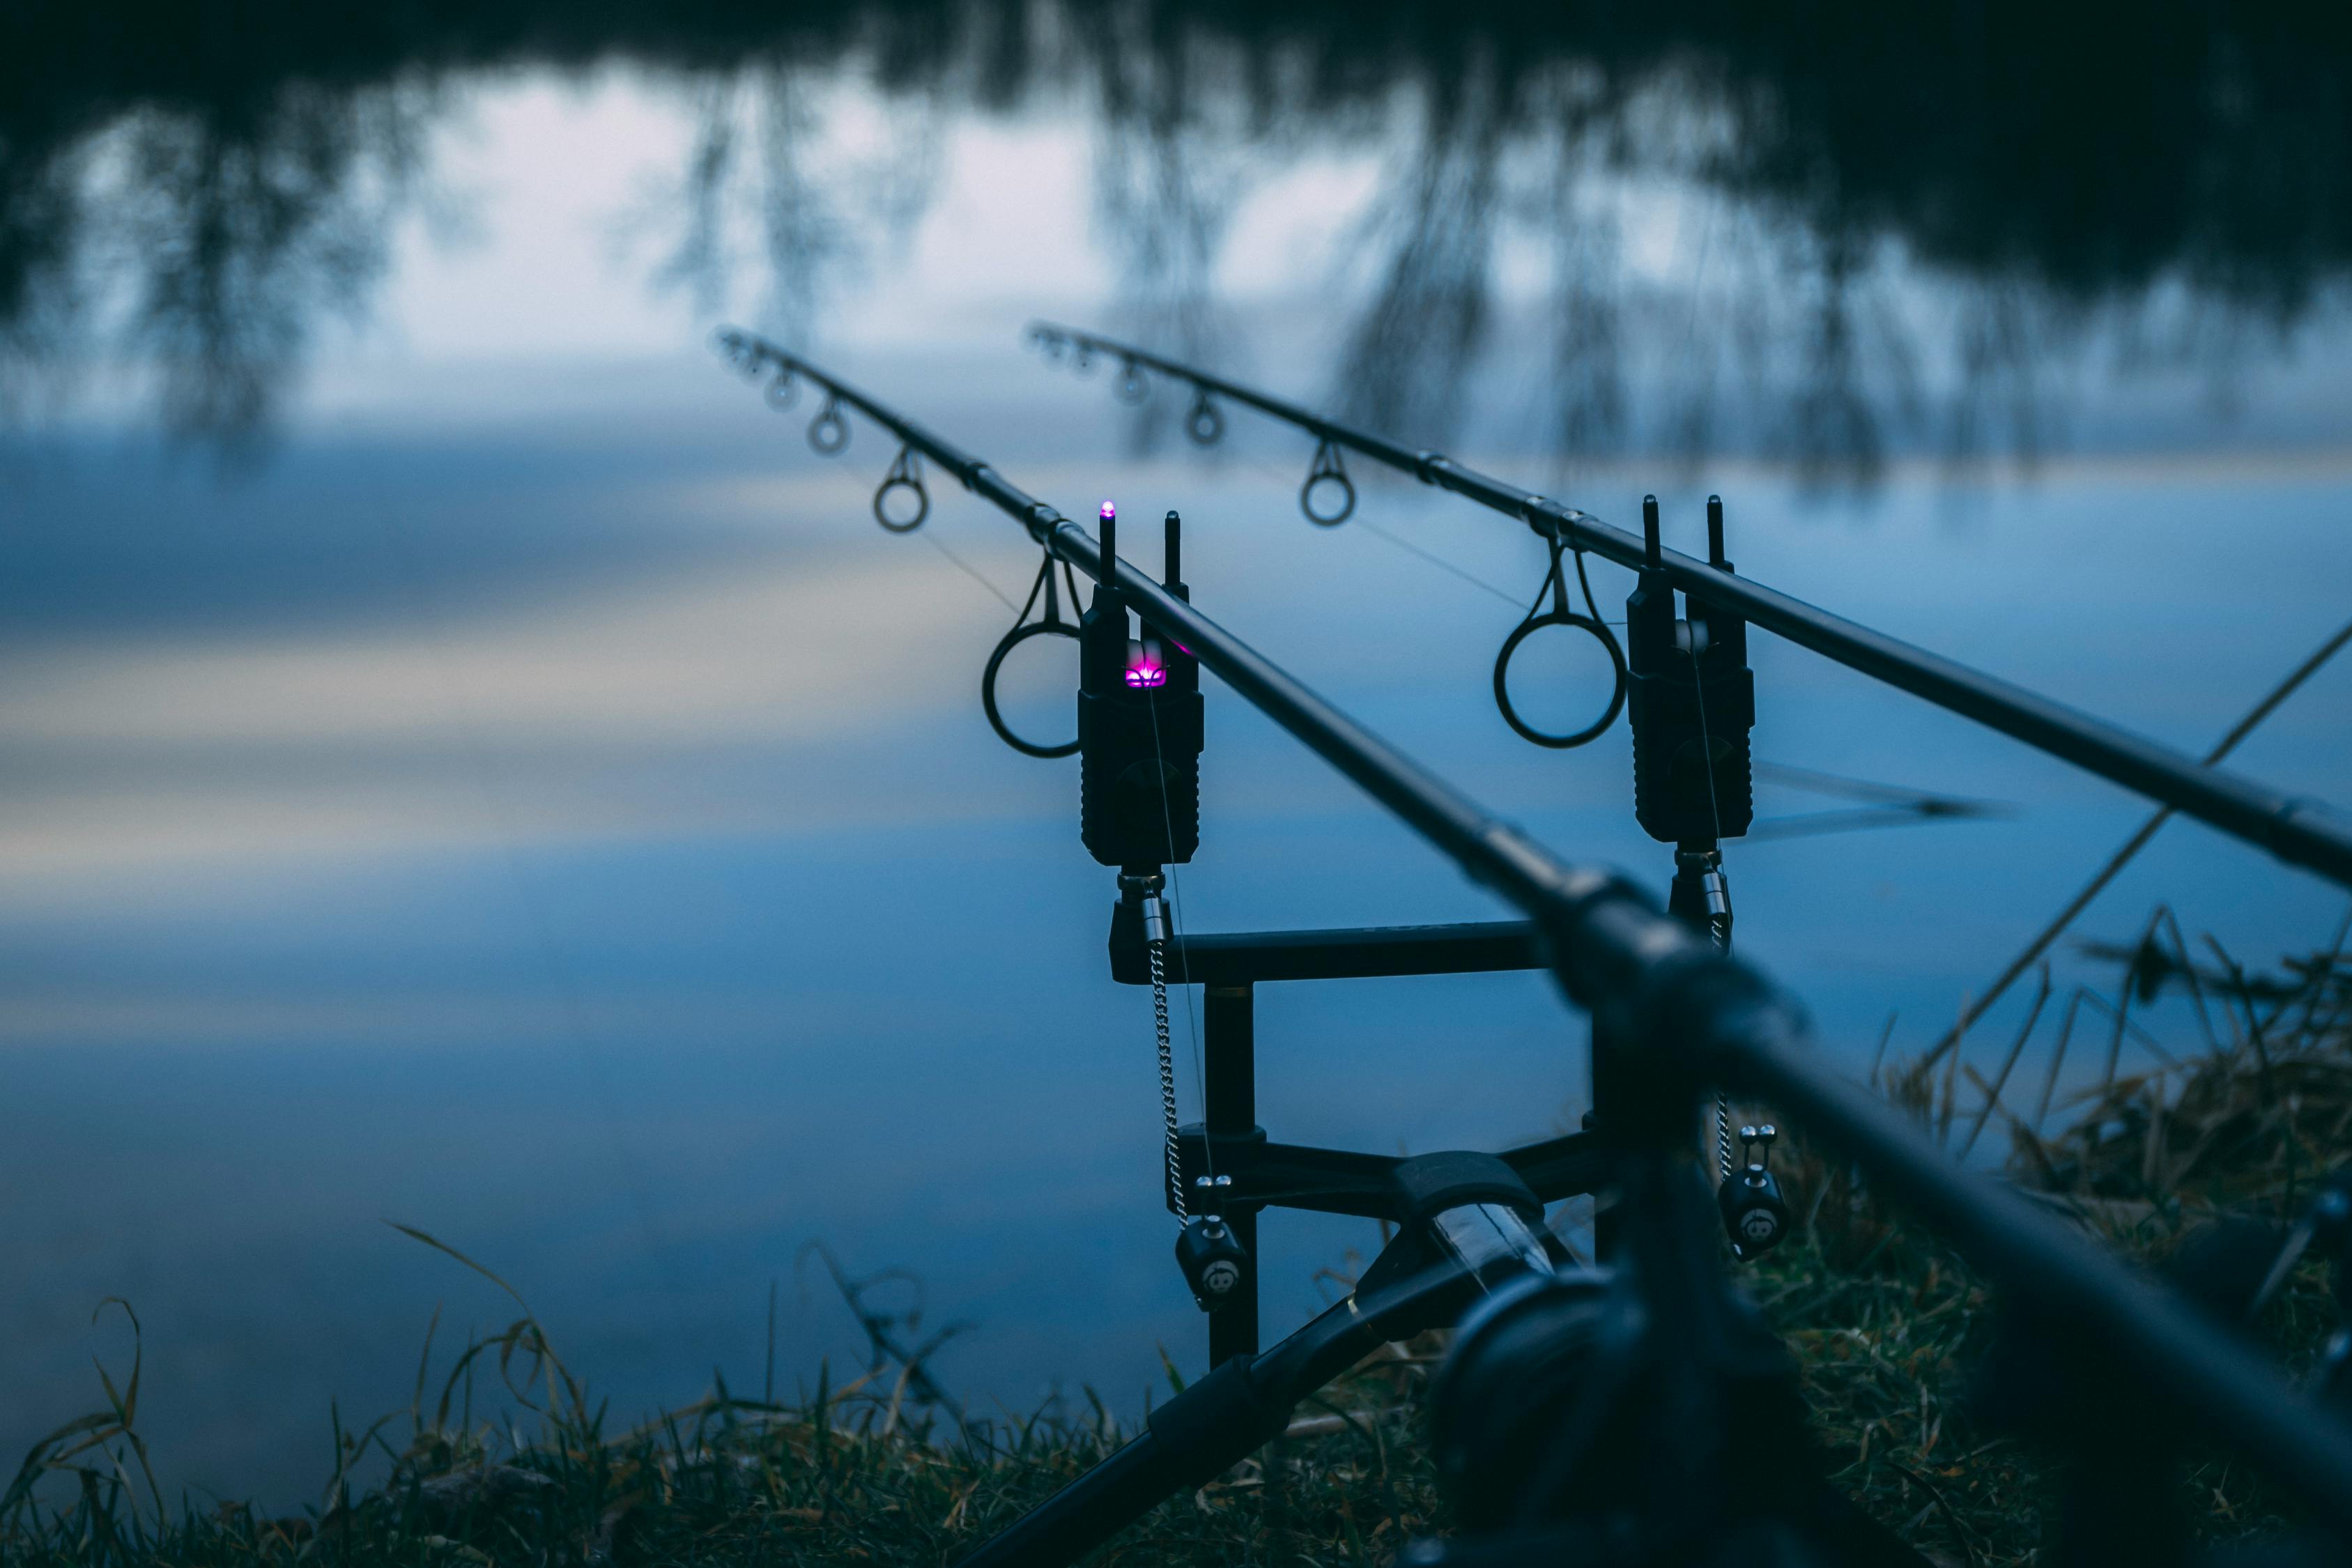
[3,0,2347,472]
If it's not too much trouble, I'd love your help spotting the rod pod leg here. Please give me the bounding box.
[1203,982,1261,1366]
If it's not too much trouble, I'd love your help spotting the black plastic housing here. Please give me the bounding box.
[1077,516,1202,869]
[1626,497,1755,845]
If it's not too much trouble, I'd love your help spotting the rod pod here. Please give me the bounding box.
[716,335,2352,1552]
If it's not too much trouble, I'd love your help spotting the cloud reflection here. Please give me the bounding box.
[0,474,1027,882]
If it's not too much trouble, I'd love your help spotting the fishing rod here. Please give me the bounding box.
[1027,321,2352,893]
[1047,332,1937,1229]
[712,328,2352,1564]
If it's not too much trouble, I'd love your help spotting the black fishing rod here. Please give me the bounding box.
[714,328,2352,1557]
[1027,321,2352,893]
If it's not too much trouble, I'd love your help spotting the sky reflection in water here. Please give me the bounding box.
[3,6,2352,1504]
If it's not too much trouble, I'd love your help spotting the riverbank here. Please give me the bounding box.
[8,925,2344,1566]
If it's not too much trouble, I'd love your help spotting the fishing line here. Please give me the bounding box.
[1688,644,1728,850]
[1114,395,1974,827]
[713,335,2352,1544]
[1239,447,1306,491]
[810,444,1026,614]
[822,445,1069,712]
[918,530,1020,614]
[1243,443,1532,609]
[766,346,1209,1221]
[1245,429,1639,744]
[1027,321,2352,893]
[1355,514,1525,609]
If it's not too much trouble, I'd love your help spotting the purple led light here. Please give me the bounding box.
[1099,501,1116,521]
[1123,661,1167,689]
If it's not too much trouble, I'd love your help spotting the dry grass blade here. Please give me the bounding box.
[1924,614,2352,1070]
[1,1298,164,1529]
[387,1220,587,1424]
[1960,964,2051,1156]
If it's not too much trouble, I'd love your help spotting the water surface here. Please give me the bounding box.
[3,4,2351,1505]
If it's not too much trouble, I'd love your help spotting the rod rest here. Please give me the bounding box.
[1108,913,1544,985]
[1144,1355,1287,1489]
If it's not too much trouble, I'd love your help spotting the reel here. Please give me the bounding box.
[1422,1167,1843,1564]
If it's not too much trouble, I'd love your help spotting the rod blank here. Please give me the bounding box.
[1029,322,2352,892]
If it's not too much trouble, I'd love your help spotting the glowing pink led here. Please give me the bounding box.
[1124,660,1167,689]
[1099,501,1116,521]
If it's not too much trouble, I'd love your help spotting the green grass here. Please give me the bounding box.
[1,1282,1459,1567]
[6,918,2346,1567]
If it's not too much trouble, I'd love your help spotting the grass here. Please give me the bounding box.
[6,910,2347,1567]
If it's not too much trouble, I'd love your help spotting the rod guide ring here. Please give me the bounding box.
[874,445,929,532]
[1185,393,1224,447]
[981,550,1086,758]
[1301,439,1355,526]
[808,394,850,456]
[1493,610,1628,749]
[982,622,1083,758]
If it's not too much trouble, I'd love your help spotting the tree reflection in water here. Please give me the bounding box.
[3,1,2349,481]
[0,78,439,452]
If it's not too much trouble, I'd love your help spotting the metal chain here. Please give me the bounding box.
[1710,900,1734,1181]
[1686,640,1737,1184]
[1144,689,1213,1220]
[1150,937,1186,1223]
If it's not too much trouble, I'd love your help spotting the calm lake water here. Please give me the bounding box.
[4,3,2351,1504]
